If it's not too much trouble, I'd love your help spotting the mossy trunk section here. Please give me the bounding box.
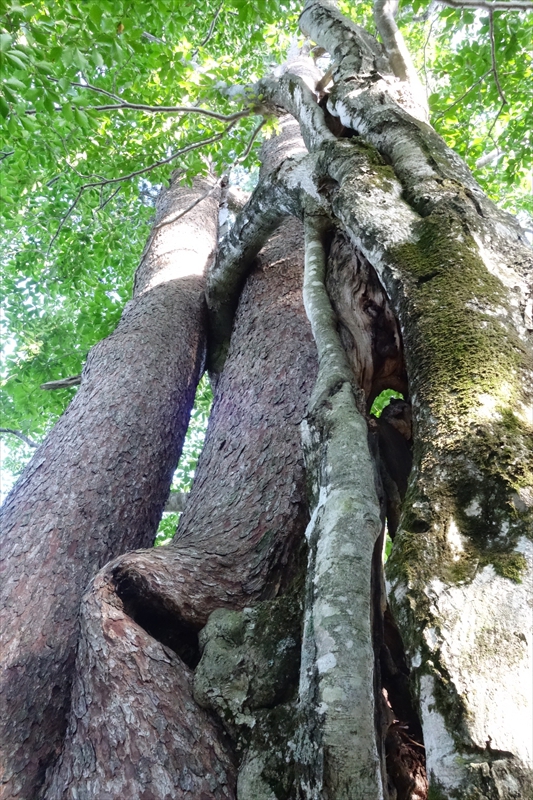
[324,128,533,797]
[385,214,533,795]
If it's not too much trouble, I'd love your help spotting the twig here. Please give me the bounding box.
[142,31,165,44]
[422,16,437,98]
[486,99,506,141]
[0,428,39,448]
[437,0,533,10]
[488,10,507,105]
[0,150,14,161]
[198,3,224,49]
[47,124,238,252]
[98,185,122,211]
[433,68,491,120]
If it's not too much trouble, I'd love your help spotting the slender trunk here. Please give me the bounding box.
[0,175,219,799]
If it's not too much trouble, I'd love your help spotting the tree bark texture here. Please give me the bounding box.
[41,217,318,798]
[0,175,220,799]
[2,1,533,798]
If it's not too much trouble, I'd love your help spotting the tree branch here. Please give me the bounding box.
[373,0,429,120]
[153,119,266,232]
[197,2,224,49]
[37,76,251,122]
[489,10,507,105]
[0,428,39,448]
[40,375,82,390]
[433,68,492,120]
[257,71,336,151]
[437,0,533,10]
[48,123,239,252]
[300,0,390,78]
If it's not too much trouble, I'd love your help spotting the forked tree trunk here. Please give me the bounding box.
[43,217,318,799]
[1,1,532,799]
[0,175,220,799]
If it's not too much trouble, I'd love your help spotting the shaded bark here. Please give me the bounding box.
[2,1,532,798]
[0,175,219,799]
[42,216,318,798]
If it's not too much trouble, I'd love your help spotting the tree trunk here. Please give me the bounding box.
[0,175,220,799]
[41,209,318,797]
[2,1,532,799]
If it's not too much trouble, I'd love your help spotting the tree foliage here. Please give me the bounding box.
[1,0,531,489]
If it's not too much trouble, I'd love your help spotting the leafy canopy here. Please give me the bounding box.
[1,0,531,491]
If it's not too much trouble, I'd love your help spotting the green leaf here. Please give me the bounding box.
[89,4,103,26]
[5,51,27,70]
[0,33,13,52]
[4,76,26,90]
[73,107,89,127]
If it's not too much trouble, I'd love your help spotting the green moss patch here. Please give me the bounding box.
[392,213,528,424]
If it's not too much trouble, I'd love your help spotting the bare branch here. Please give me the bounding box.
[373,0,429,120]
[489,10,507,105]
[37,77,251,122]
[475,148,501,167]
[27,98,249,123]
[40,375,82,390]
[437,0,533,9]
[0,428,39,448]
[84,102,250,122]
[142,31,165,44]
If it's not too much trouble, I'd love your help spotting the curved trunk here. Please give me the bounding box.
[42,215,318,798]
[0,176,219,799]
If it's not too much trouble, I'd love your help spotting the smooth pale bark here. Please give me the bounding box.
[296,216,384,799]
[0,175,219,799]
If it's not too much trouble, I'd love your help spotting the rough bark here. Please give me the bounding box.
[42,216,318,798]
[0,175,220,799]
[3,1,532,798]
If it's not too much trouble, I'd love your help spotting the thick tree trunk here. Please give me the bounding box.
[2,2,532,799]
[0,175,219,799]
[42,215,318,798]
